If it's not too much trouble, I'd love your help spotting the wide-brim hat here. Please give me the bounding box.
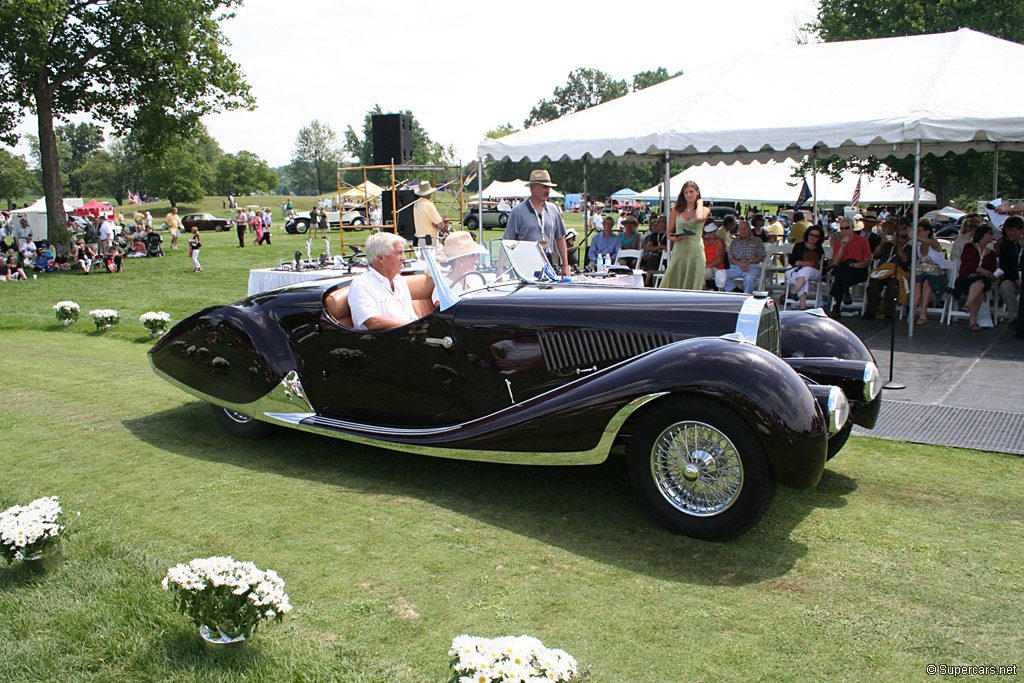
[524,169,557,187]
[438,231,487,262]
[415,181,438,197]
[703,223,718,233]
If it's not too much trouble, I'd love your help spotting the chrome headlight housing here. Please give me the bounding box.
[826,385,850,434]
[862,362,881,401]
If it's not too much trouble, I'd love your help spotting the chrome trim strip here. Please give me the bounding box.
[153,358,669,466]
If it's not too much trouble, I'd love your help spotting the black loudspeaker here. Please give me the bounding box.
[372,114,413,165]
[381,189,418,240]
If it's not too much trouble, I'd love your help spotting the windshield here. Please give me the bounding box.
[498,240,555,283]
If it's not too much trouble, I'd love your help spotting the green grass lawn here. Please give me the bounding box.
[1,226,1022,681]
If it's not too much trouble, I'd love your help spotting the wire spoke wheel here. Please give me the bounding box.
[211,404,274,439]
[652,421,743,516]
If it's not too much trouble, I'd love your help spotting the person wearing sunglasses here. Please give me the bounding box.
[786,228,824,309]
[828,217,872,318]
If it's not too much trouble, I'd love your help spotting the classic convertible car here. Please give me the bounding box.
[150,240,881,540]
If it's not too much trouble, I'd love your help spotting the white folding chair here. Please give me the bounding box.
[615,249,642,268]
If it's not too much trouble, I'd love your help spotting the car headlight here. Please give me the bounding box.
[862,362,881,400]
[827,385,850,434]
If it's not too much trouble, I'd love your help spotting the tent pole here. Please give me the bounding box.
[908,139,921,340]
[812,148,818,226]
[993,143,1000,197]
[478,157,485,245]
[582,158,589,260]
[663,152,671,223]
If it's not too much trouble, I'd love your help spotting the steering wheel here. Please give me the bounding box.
[450,270,488,290]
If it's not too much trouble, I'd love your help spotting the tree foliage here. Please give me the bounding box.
[632,68,682,91]
[291,120,340,196]
[525,68,629,128]
[0,0,253,235]
[57,123,104,196]
[805,1,1024,205]
[76,135,143,205]
[141,129,223,206]
[215,151,278,196]
[0,149,39,202]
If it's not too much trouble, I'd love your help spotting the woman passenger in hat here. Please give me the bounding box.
[431,231,488,306]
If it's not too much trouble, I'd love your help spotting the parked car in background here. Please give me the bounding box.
[181,213,233,232]
[150,239,881,541]
[284,208,367,234]
[462,203,510,230]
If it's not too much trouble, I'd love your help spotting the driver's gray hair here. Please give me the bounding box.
[365,231,405,264]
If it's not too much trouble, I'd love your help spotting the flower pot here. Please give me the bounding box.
[199,625,247,656]
[24,544,63,573]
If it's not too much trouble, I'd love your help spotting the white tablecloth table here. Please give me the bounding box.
[247,267,349,296]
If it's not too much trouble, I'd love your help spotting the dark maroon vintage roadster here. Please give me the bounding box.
[151,241,880,540]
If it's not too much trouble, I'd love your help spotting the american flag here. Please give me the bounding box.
[851,177,861,207]
[794,179,812,209]
[128,190,142,205]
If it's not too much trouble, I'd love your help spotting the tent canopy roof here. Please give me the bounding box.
[478,29,1024,166]
[475,179,564,199]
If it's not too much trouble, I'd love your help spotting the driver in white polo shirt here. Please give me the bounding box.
[348,232,417,331]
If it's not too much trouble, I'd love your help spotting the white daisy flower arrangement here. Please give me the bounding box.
[139,311,171,336]
[0,496,65,563]
[52,301,80,324]
[162,556,292,640]
[448,634,578,682]
[88,309,119,330]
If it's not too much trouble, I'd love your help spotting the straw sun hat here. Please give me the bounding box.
[414,181,438,197]
[524,169,557,187]
[438,231,487,262]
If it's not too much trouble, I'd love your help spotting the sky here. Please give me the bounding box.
[8,0,819,168]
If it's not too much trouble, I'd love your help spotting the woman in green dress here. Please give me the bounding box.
[659,180,710,290]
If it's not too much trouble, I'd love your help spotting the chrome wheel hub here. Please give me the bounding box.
[651,421,744,517]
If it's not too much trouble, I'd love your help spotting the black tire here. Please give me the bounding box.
[215,225,224,232]
[294,220,309,235]
[627,396,776,541]
[210,404,274,439]
[465,216,478,230]
[351,217,365,227]
[498,213,508,227]
[825,422,852,461]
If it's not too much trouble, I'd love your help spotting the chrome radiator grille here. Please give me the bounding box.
[537,329,675,374]
[757,303,781,356]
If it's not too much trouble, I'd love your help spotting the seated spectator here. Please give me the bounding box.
[827,217,872,318]
[702,222,727,290]
[913,219,949,325]
[954,224,998,331]
[53,249,71,271]
[862,221,911,321]
[750,215,772,243]
[564,229,580,272]
[786,227,825,309]
[5,255,27,280]
[76,240,95,273]
[100,243,124,272]
[640,215,668,285]
[588,216,621,267]
[996,215,1022,326]
[131,225,147,252]
[618,215,640,267]
[723,220,765,294]
[33,248,54,273]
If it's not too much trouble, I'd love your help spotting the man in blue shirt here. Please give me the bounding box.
[503,169,571,276]
[588,215,620,266]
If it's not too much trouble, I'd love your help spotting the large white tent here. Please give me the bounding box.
[477,29,1024,336]
[478,29,1024,165]
[634,161,936,205]
[475,179,563,200]
[11,197,83,241]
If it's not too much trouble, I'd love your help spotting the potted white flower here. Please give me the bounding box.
[162,556,292,654]
[139,311,171,336]
[0,496,66,573]
[448,635,579,682]
[88,309,119,331]
[52,301,80,325]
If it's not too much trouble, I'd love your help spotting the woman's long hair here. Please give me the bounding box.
[674,180,701,213]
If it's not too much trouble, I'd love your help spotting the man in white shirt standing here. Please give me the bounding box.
[348,232,417,331]
[98,214,115,254]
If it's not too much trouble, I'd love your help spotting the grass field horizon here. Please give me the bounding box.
[1,225,1022,681]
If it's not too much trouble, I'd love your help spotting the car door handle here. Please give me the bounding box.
[424,336,453,349]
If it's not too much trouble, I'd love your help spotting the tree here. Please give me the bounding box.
[57,123,104,196]
[805,1,1024,205]
[292,120,340,196]
[525,68,628,128]
[215,151,278,196]
[76,135,143,205]
[0,1,253,241]
[631,68,682,91]
[0,149,39,204]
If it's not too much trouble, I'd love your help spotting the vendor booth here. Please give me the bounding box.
[73,199,115,218]
[11,197,84,242]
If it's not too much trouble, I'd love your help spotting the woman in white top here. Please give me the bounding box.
[431,231,487,306]
[913,219,949,324]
